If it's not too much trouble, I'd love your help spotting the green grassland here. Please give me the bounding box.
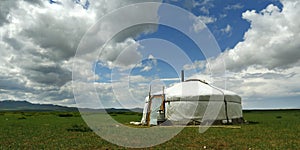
[0,110,299,149]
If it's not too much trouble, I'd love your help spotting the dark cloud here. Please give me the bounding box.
[0,76,29,92]
[2,37,23,50]
[0,0,44,26]
[112,24,157,43]
[0,0,161,107]
[25,65,72,87]
[0,0,17,26]
[22,13,87,61]
[37,89,73,101]
[24,0,44,6]
[0,13,8,26]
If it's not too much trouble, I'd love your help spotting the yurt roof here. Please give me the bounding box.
[151,79,238,97]
[168,80,236,96]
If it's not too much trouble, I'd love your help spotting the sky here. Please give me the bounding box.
[0,0,299,109]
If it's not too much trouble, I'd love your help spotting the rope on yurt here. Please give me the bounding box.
[206,84,230,124]
[185,79,230,124]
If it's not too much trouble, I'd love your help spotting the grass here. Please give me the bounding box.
[0,110,299,149]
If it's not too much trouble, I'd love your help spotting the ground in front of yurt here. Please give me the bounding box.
[0,110,299,149]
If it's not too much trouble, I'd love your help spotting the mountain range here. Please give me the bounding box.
[0,100,143,112]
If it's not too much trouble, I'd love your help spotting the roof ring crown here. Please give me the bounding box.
[185,79,208,84]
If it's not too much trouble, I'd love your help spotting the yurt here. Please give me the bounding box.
[141,79,243,125]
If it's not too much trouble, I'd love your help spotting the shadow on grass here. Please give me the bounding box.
[67,124,92,132]
[18,116,26,120]
[57,113,74,117]
[245,120,259,125]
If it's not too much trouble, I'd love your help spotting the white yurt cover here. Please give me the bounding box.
[141,80,242,125]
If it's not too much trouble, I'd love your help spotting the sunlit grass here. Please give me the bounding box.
[0,110,299,149]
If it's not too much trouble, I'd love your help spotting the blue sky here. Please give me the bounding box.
[93,0,299,109]
[0,0,299,109]
[163,0,283,51]
[95,0,285,77]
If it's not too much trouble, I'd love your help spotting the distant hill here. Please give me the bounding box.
[0,100,77,112]
[0,100,143,112]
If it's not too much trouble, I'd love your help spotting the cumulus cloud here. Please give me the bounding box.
[139,55,157,72]
[89,75,152,108]
[183,60,206,71]
[2,0,298,110]
[100,38,142,69]
[0,1,18,26]
[211,2,300,71]
[0,0,161,107]
[221,24,232,35]
[192,15,216,32]
[141,66,152,72]
[203,0,300,108]
[226,65,300,100]
[225,3,244,10]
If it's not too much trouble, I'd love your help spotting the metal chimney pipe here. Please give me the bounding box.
[181,70,184,82]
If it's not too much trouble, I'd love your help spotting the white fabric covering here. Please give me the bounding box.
[141,80,243,125]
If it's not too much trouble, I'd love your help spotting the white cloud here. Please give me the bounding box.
[205,1,300,108]
[211,2,300,71]
[0,0,161,108]
[160,78,180,81]
[219,14,227,19]
[225,3,244,10]
[148,54,157,65]
[183,60,206,71]
[180,0,200,10]
[141,66,152,72]
[193,0,215,15]
[1,0,299,110]
[226,65,300,99]
[199,6,209,14]
[100,38,142,69]
[221,24,232,34]
[192,15,216,32]
[92,75,152,108]
[139,54,158,72]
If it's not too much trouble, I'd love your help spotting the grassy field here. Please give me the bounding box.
[0,110,299,149]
